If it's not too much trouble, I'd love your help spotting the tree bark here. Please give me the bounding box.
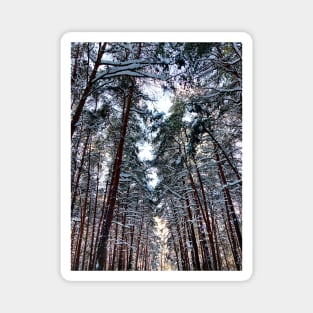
[214,145,242,249]
[214,145,242,270]
[95,80,135,270]
[182,179,201,270]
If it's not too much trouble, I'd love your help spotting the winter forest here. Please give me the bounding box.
[70,41,243,271]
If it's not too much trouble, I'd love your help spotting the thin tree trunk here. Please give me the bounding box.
[71,221,79,267]
[135,223,143,271]
[88,160,101,270]
[73,142,92,270]
[118,212,127,270]
[127,225,135,270]
[71,43,82,109]
[187,171,218,270]
[221,210,238,270]
[182,179,201,270]
[181,141,218,270]
[170,202,189,270]
[214,145,242,250]
[111,221,119,270]
[167,222,180,270]
[71,130,90,216]
[91,178,109,269]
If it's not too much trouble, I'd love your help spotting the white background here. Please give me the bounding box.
[1,1,312,312]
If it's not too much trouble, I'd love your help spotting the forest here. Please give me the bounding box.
[70,41,243,271]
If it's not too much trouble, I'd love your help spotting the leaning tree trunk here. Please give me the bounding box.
[71,43,107,138]
[214,145,242,270]
[95,80,135,270]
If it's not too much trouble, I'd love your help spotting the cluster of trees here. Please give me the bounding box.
[70,41,242,271]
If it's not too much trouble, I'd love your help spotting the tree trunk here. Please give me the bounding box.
[95,81,135,270]
[182,179,201,270]
[73,142,92,270]
[71,130,90,216]
[88,160,101,270]
[214,145,242,249]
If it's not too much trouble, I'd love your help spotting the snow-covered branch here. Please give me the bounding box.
[92,69,167,83]
[207,87,242,93]
[100,58,169,66]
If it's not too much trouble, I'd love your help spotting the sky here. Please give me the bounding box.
[138,86,173,188]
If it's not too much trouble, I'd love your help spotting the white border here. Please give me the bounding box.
[60,32,253,281]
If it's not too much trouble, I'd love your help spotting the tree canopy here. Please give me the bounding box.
[70,41,243,271]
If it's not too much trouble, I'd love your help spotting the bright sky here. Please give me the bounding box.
[138,85,173,188]
[138,94,172,160]
[136,85,173,268]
